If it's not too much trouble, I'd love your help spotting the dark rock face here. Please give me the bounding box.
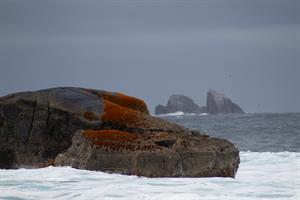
[155,95,206,115]
[0,88,104,168]
[207,90,244,114]
[0,87,239,177]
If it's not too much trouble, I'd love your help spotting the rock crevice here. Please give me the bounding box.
[26,98,37,142]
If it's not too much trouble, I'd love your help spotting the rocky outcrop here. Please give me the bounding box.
[0,87,239,177]
[155,95,206,115]
[206,90,244,114]
[155,90,244,115]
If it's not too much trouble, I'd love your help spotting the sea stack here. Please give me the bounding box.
[206,90,244,114]
[155,95,206,115]
[0,87,239,177]
[155,90,244,115]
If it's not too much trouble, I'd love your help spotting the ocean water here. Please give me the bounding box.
[162,113,300,152]
[1,113,299,200]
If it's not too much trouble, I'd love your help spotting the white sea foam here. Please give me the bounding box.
[156,112,208,117]
[0,152,299,200]
[156,111,185,116]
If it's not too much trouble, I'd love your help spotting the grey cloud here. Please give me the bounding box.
[0,0,299,113]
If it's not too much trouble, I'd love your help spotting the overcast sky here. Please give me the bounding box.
[0,0,299,113]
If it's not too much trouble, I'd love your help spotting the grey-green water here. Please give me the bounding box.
[160,113,300,152]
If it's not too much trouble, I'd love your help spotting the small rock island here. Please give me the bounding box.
[0,87,239,177]
[155,90,244,115]
[155,95,206,115]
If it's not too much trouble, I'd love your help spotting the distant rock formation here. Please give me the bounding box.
[0,87,239,178]
[206,90,244,114]
[155,95,206,115]
[155,90,244,115]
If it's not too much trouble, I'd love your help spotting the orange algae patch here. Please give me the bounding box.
[102,92,149,114]
[101,100,144,126]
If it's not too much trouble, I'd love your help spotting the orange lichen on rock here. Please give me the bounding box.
[82,129,162,151]
[38,159,55,168]
[83,130,138,151]
[83,129,138,151]
[102,92,149,114]
[101,99,145,126]
[83,129,138,143]
[84,111,99,121]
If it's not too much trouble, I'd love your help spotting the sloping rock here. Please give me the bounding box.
[0,87,239,177]
[207,90,244,114]
[155,95,206,115]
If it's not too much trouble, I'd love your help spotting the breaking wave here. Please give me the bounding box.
[156,111,208,117]
[0,151,299,200]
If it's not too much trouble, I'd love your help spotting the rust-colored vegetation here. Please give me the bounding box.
[102,92,149,114]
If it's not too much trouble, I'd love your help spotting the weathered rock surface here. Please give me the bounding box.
[155,95,206,115]
[206,90,244,114]
[0,87,239,177]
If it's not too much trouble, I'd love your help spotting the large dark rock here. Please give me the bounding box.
[0,87,239,177]
[155,95,206,115]
[207,90,244,114]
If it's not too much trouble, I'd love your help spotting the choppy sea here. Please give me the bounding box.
[1,113,299,200]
